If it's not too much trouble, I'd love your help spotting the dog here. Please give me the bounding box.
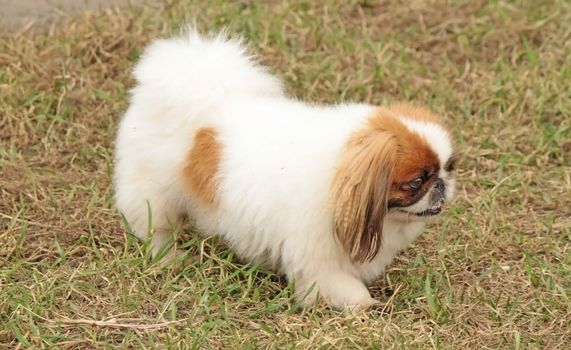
[114,29,456,309]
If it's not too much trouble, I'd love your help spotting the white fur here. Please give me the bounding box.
[114,30,455,309]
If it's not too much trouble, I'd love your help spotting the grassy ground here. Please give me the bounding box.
[1,0,570,348]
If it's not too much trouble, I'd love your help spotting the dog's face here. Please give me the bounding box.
[332,104,456,263]
[387,148,456,221]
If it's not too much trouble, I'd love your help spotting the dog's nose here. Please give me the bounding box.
[435,179,445,192]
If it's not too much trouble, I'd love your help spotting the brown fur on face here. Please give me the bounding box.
[183,127,222,207]
[332,107,440,263]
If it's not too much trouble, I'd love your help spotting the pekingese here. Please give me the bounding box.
[114,29,457,309]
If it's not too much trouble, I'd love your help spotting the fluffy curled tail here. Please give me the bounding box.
[130,28,283,116]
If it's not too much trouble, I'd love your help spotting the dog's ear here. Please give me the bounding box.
[332,129,396,263]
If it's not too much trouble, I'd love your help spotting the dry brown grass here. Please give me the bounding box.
[1,0,570,348]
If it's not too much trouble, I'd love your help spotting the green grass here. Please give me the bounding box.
[1,0,570,348]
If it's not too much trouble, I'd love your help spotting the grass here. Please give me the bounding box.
[1,0,570,348]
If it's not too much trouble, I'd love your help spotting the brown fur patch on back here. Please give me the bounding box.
[183,127,222,208]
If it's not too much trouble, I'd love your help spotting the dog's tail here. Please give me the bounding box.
[130,28,283,117]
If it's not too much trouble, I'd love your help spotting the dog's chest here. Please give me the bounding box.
[356,220,426,283]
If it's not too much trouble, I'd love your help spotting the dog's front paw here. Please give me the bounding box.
[316,273,375,310]
[347,296,381,311]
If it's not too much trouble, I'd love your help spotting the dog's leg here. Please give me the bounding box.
[117,190,178,258]
[292,268,377,310]
[318,270,377,310]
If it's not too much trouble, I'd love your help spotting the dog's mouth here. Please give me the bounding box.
[399,204,443,217]
[413,206,442,217]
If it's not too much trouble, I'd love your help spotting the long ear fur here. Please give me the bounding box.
[332,128,396,263]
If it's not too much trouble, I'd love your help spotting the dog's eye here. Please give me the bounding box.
[409,177,424,189]
[402,177,424,192]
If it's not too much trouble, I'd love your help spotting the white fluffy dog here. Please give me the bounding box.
[114,29,456,309]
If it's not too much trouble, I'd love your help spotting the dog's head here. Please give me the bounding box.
[332,104,456,263]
